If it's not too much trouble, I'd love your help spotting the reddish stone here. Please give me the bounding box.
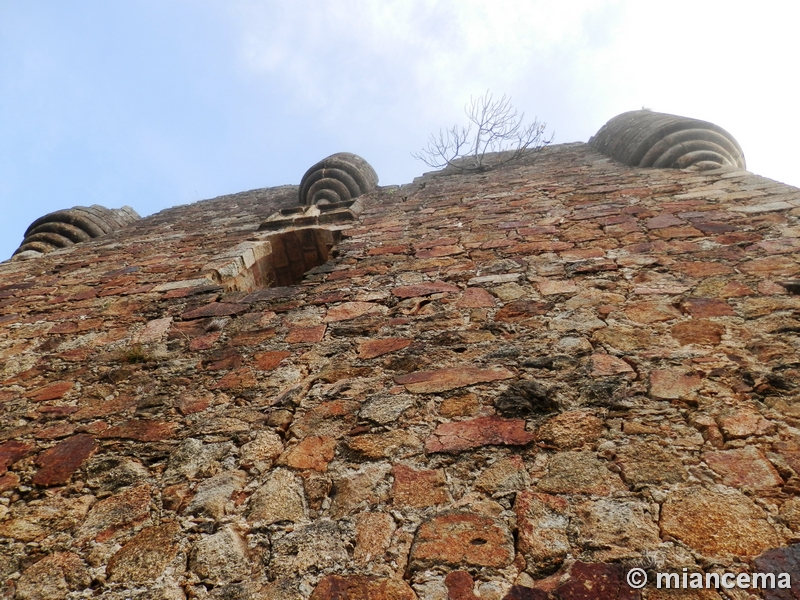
[456,287,496,307]
[538,279,578,295]
[97,420,178,442]
[503,586,548,600]
[133,317,172,343]
[395,366,514,394]
[717,410,775,439]
[515,491,570,571]
[739,255,800,277]
[181,302,249,320]
[651,225,702,239]
[660,487,782,557]
[392,464,450,508]
[0,472,20,492]
[75,483,152,544]
[32,434,98,486]
[752,545,800,597]
[670,319,724,345]
[681,297,735,317]
[625,301,682,323]
[415,245,464,259]
[703,446,783,490]
[553,561,640,600]
[106,521,181,583]
[26,381,74,402]
[254,350,292,370]
[649,370,701,400]
[391,281,460,298]
[212,367,258,390]
[425,416,533,453]
[176,393,212,415]
[281,436,337,471]
[324,301,378,322]
[0,440,34,475]
[495,300,551,321]
[673,261,734,277]
[310,575,417,600]
[229,328,277,346]
[71,395,138,421]
[286,324,327,343]
[409,512,514,569]
[367,244,410,256]
[34,423,76,439]
[203,347,242,371]
[444,571,479,600]
[590,354,634,377]
[358,338,412,359]
[645,214,685,229]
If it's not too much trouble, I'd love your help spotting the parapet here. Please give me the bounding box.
[12,204,140,260]
[589,110,746,171]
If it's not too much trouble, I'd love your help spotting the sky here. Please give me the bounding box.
[1,1,798,261]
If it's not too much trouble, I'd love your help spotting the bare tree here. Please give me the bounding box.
[413,91,553,171]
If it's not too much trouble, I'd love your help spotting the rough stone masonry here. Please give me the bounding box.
[1,111,800,599]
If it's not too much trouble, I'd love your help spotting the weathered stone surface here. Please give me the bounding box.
[15,552,91,600]
[185,470,247,519]
[571,498,661,560]
[392,281,460,298]
[75,482,152,544]
[549,561,641,600]
[495,300,550,321]
[254,350,291,370]
[649,369,701,400]
[239,429,284,471]
[590,353,634,377]
[752,544,800,599]
[32,433,98,486]
[537,451,625,495]
[354,512,396,565]
[324,301,381,322]
[310,575,418,600]
[703,446,783,490]
[409,512,515,569]
[474,455,530,495]
[392,464,450,507]
[515,491,570,573]
[660,486,783,557]
[358,337,412,359]
[717,409,775,439]
[615,440,687,486]
[247,468,305,524]
[280,435,337,471]
[0,494,93,541]
[457,287,496,307]
[347,429,423,459]
[425,416,533,453]
[681,297,735,318]
[189,526,251,585]
[132,316,172,343]
[330,463,391,518]
[286,324,327,343]
[0,440,34,475]
[395,366,514,393]
[269,521,349,578]
[670,319,724,345]
[106,521,181,582]
[359,393,415,425]
[537,410,604,449]
[26,380,74,401]
[164,438,233,482]
[182,302,248,319]
[97,419,178,442]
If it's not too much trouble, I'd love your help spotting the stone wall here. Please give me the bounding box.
[1,142,800,599]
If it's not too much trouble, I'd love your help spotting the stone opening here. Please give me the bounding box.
[202,227,340,292]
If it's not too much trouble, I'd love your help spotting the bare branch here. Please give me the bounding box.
[413,91,552,171]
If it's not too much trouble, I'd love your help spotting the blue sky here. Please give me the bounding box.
[1,1,798,261]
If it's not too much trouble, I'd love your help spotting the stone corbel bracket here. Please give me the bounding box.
[259,152,378,232]
[589,110,746,171]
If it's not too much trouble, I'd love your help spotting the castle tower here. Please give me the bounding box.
[1,112,799,599]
